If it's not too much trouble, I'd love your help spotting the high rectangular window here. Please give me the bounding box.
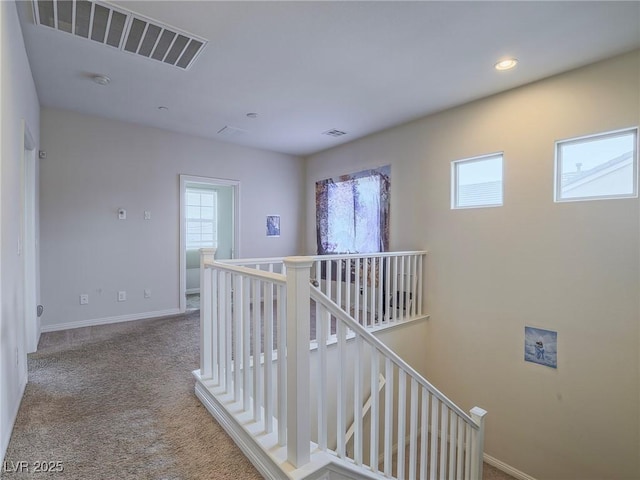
[186,188,217,249]
[555,128,638,202]
[451,153,504,209]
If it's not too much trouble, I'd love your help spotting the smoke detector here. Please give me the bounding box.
[323,129,347,137]
[92,74,110,85]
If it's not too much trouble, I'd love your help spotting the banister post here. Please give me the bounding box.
[284,256,313,468]
[470,406,487,480]
[199,247,217,380]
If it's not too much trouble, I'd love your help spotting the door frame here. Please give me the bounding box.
[179,174,240,313]
[22,121,39,353]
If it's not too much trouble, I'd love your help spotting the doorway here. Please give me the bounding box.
[179,175,239,313]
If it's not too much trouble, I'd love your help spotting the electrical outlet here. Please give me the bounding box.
[144,288,151,298]
[118,291,127,302]
[144,211,151,220]
[79,294,89,305]
[118,208,126,220]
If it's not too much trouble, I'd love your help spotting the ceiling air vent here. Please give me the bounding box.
[217,126,248,139]
[323,129,347,137]
[32,0,207,70]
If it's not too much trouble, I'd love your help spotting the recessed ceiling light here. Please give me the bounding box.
[158,106,169,111]
[92,74,111,85]
[246,112,259,119]
[494,58,518,71]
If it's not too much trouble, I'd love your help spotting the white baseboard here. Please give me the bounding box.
[40,308,182,333]
[484,453,536,480]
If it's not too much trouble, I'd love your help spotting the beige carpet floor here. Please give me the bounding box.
[2,312,514,479]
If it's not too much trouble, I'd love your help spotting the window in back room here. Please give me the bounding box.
[186,187,218,249]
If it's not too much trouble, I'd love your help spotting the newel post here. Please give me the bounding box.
[284,256,313,468]
[470,406,487,480]
[199,247,217,380]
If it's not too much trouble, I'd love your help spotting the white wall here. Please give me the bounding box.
[0,0,41,462]
[305,50,640,480]
[39,108,304,330]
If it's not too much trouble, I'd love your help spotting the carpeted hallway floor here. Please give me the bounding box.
[2,313,515,479]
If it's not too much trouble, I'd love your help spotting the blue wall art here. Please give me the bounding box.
[525,326,557,368]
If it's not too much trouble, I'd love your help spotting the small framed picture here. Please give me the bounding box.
[525,326,557,369]
[266,215,280,237]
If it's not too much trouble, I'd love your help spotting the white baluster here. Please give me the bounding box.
[354,336,363,466]
[264,279,274,433]
[411,255,418,318]
[456,415,464,477]
[252,278,262,422]
[317,302,328,451]
[362,258,368,326]
[385,256,391,323]
[397,370,406,479]
[430,397,439,480]
[345,259,351,317]
[440,403,449,479]
[219,271,227,390]
[370,257,376,326]
[464,423,472,480]
[392,256,398,322]
[336,259,342,310]
[420,390,429,480]
[243,276,251,411]
[234,273,243,402]
[409,378,419,480]
[377,256,384,326]
[337,319,346,458]
[417,254,424,316]
[383,359,393,477]
[225,272,233,393]
[448,414,457,480]
[277,284,287,447]
[354,257,361,324]
[370,349,379,472]
[399,255,406,321]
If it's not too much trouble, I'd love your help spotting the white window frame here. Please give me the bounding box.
[554,127,639,203]
[185,187,218,250]
[451,152,504,209]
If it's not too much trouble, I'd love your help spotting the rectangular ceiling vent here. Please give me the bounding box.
[32,0,207,70]
[217,126,248,139]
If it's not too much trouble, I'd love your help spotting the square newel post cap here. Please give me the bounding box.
[470,406,488,423]
[283,256,314,269]
[199,247,217,262]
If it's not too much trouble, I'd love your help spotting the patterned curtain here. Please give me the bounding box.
[316,166,390,254]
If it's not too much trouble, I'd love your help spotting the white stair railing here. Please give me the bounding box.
[198,249,486,479]
[309,285,487,479]
[223,251,428,329]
